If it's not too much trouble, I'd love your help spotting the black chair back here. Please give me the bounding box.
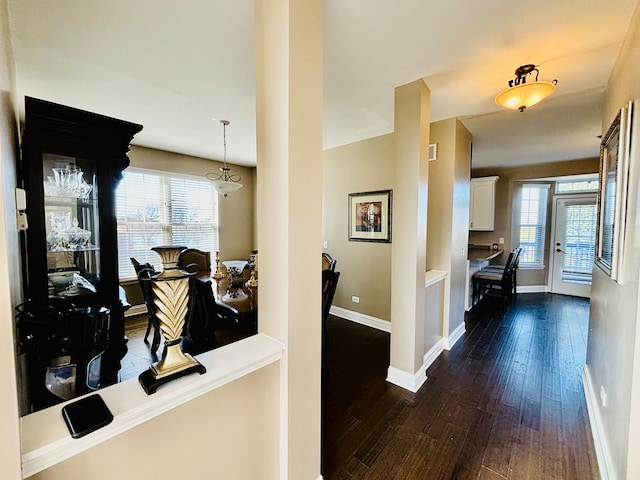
[322,269,340,322]
[321,269,340,379]
[322,253,337,271]
[177,249,211,274]
[130,258,161,353]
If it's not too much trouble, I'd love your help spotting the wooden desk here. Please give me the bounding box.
[468,246,504,262]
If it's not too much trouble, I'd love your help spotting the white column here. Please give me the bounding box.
[387,80,430,392]
[254,1,323,479]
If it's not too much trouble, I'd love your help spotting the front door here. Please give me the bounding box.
[550,194,597,297]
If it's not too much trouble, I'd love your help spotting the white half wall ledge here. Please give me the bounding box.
[582,365,614,480]
[425,269,447,287]
[20,334,284,478]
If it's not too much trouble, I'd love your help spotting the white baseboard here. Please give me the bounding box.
[516,285,547,293]
[334,306,454,394]
[444,321,465,350]
[125,304,147,317]
[582,365,614,480]
[423,339,445,370]
[386,365,428,393]
[387,340,444,393]
[329,306,391,332]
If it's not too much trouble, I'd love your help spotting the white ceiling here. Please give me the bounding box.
[7,0,639,170]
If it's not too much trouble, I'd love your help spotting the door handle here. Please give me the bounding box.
[556,248,564,253]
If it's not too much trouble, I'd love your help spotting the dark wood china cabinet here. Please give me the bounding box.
[19,97,142,412]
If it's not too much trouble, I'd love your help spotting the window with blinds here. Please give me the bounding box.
[519,184,550,267]
[556,179,598,193]
[115,168,219,279]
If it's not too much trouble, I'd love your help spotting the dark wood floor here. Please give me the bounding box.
[321,293,599,480]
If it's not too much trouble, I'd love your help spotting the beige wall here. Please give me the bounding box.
[471,158,599,287]
[587,2,640,478]
[0,0,25,475]
[323,134,395,320]
[428,118,471,336]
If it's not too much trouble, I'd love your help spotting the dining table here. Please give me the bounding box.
[195,269,258,320]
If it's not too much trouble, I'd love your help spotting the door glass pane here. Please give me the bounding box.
[562,203,597,284]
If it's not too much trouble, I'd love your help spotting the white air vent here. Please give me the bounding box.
[428,143,437,161]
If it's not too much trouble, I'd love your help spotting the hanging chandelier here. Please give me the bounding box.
[206,120,243,197]
[495,64,557,112]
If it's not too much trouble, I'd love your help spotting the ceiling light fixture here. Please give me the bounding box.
[206,119,243,197]
[495,64,557,112]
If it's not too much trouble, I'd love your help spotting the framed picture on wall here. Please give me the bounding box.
[596,101,633,282]
[348,190,392,243]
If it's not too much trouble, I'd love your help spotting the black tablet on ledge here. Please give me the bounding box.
[61,394,113,439]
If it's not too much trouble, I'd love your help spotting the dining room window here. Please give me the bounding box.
[115,168,219,279]
[518,184,550,268]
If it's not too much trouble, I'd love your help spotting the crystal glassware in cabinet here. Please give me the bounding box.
[19,96,142,411]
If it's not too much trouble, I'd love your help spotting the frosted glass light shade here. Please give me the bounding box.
[211,180,243,197]
[495,81,556,111]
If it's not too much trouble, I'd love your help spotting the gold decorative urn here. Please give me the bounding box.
[138,245,206,394]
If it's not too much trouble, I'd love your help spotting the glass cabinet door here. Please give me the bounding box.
[43,153,101,298]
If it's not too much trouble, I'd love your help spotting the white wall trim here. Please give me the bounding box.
[386,365,428,393]
[386,339,444,393]
[124,304,147,318]
[444,321,465,350]
[516,285,548,294]
[330,306,391,333]
[582,365,615,480]
[423,339,445,370]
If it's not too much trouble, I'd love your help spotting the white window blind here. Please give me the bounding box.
[519,184,550,267]
[115,168,219,279]
[556,179,598,193]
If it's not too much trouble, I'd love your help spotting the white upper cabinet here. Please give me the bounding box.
[469,176,499,231]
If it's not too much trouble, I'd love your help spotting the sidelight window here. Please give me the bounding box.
[518,184,550,268]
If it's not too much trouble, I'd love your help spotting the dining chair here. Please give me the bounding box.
[322,252,337,271]
[182,277,246,355]
[130,257,161,353]
[177,248,211,274]
[481,247,522,296]
[472,249,518,311]
[322,269,340,378]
